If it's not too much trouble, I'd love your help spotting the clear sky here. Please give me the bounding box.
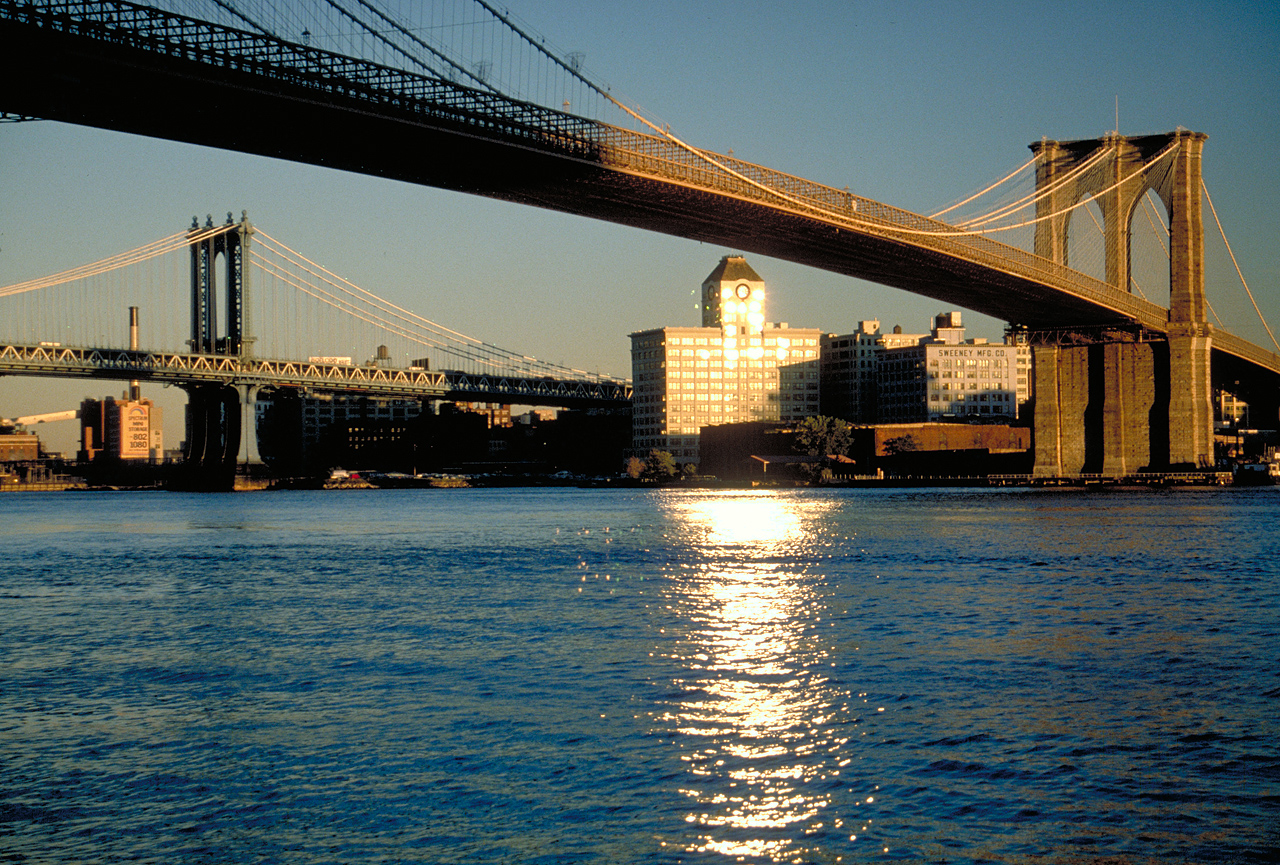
[2,0,1278,452]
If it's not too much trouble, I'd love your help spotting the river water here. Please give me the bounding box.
[2,487,1277,863]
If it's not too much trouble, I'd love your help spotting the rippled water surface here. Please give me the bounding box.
[2,487,1278,863]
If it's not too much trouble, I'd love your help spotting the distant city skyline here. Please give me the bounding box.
[3,0,1278,454]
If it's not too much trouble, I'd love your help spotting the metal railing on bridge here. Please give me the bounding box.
[1,0,602,154]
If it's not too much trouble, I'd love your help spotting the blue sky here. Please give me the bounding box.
[2,0,1278,450]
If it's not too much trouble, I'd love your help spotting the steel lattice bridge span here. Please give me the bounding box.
[0,343,629,406]
[3,0,1279,481]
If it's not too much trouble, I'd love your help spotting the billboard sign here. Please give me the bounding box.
[122,404,150,458]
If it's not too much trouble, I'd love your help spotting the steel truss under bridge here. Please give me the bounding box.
[0,344,632,407]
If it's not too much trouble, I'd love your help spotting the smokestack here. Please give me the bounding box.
[129,306,141,401]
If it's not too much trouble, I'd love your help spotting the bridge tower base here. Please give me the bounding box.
[1032,333,1169,476]
[1168,323,1215,468]
[177,384,241,491]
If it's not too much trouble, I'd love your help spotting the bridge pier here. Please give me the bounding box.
[178,384,241,491]
[1100,340,1157,475]
[1032,344,1087,476]
[1032,334,1166,476]
[239,384,263,467]
[1168,324,1215,467]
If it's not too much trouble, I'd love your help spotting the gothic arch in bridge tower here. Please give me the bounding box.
[183,213,256,490]
[1063,196,1107,286]
[1029,130,1207,322]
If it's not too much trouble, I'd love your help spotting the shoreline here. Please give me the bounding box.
[2,471,1258,493]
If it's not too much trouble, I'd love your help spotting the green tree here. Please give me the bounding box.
[794,415,853,458]
[793,416,853,483]
[641,449,679,481]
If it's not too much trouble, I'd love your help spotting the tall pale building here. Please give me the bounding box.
[630,256,823,463]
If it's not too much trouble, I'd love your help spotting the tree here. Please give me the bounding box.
[792,416,853,483]
[794,415,853,459]
[882,434,920,455]
[640,449,679,482]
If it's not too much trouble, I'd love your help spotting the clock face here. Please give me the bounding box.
[734,284,751,299]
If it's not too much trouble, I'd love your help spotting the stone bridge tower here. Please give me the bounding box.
[1027,131,1213,474]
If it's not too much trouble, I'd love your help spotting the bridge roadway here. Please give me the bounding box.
[2,0,1277,388]
[0,343,632,408]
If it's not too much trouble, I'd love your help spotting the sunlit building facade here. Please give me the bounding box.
[630,256,822,463]
[822,312,1032,424]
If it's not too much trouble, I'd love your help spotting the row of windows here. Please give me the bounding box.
[928,392,1013,401]
[666,336,819,346]
[932,382,1014,393]
[664,352,820,363]
[668,369,776,379]
[931,357,1010,368]
[928,404,1013,415]
[931,371,1009,380]
[666,392,819,406]
[667,379,816,390]
[826,347,881,359]
[663,358,819,369]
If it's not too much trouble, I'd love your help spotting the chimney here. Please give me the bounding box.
[128,306,141,401]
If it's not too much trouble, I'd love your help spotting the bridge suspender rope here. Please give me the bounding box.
[883,142,1176,237]
[205,0,270,35]
[602,99,1177,243]
[250,231,618,380]
[323,0,491,91]
[0,220,625,385]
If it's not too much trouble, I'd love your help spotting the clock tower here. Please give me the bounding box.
[700,255,766,334]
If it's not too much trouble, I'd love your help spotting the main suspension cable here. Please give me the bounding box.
[1202,179,1279,353]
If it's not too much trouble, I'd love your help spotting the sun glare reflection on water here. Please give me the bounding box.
[655,493,861,862]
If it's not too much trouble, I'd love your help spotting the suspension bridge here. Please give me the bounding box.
[0,212,630,405]
[0,212,630,486]
[2,0,1279,481]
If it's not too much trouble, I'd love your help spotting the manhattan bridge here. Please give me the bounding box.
[1,0,1278,487]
